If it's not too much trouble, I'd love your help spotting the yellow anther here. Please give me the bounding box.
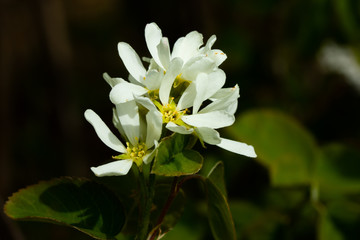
[124,142,147,167]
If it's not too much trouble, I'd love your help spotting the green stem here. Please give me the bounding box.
[136,168,155,240]
[149,175,204,240]
[149,177,179,240]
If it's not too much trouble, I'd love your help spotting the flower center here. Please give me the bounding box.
[113,142,147,167]
[153,98,187,124]
[126,142,147,166]
[162,102,181,123]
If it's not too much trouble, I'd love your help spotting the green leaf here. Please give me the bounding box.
[94,172,139,235]
[4,177,125,240]
[316,143,360,197]
[318,211,344,240]
[333,0,359,41]
[161,202,207,240]
[230,201,282,240]
[205,161,236,240]
[325,199,360,239]
[265,187,308,211]
[200,160,227,198]
[328,199,360,224]
[152,134,203,176]
[161,222,203,240]
[206,179,236,240]
[229,109,317,186]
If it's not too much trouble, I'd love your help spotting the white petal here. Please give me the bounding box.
[200,35,227,66]
[157,37,171,69]
[143,144,158,165]
[128,74,142,86]
[134,95,157,111]
[216,138,257,158]
[192,73,208,114]
[147,58,161,71]
[192,70,226,114]
[159,58,183,104]
[209,49,227,66]
[226,101,238,115]
[171,37,184,58]
[204,69,226,99]
[182,111,235,129]
[172,31,203,63]
[166,122,194,134]
[143,141,158,165]
[200,85,239,114]
[182,56,216,80]
[145,23,165,69]
[145,110,163,148]
[195,127,221,144]
[143,69,164,90]
[91,159,133,177]
[177,82,196,110]
[84,109,126,153]
[203,35,216,52]
[110,82,147,104]
[112,107,125,137]
[103,73,125,88]
[118,42,146,83]
[210,86,239,99]
[116,101,140,146]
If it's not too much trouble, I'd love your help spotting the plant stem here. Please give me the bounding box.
[149,175,204,240]
[149,177,178,240]
[136,168,155,240]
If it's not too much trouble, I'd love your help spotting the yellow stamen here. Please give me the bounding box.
[122,141,147,167]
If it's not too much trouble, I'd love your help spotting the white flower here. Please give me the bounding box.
[84,101,162,177]
[93,22,256,159]
[144,22,227,109]
[135,84,257,158]
[145,22,227,71]
[109,23,227,107]
[107,43,162,105]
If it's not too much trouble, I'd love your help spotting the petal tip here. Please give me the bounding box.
[84,109,95,121]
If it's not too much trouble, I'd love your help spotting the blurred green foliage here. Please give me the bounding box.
[231,109,317,186]
[1,0,360,239]
[4,178,125,239]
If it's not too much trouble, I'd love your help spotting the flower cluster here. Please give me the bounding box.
[85,23,256,177]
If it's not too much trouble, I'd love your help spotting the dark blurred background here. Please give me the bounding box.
[1,0,360,239]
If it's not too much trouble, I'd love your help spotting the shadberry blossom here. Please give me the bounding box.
[109,23,227,110]
[144,22,227,71]
[84,100,162,176]
[86,22,256,177]
[134,83,257,158]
